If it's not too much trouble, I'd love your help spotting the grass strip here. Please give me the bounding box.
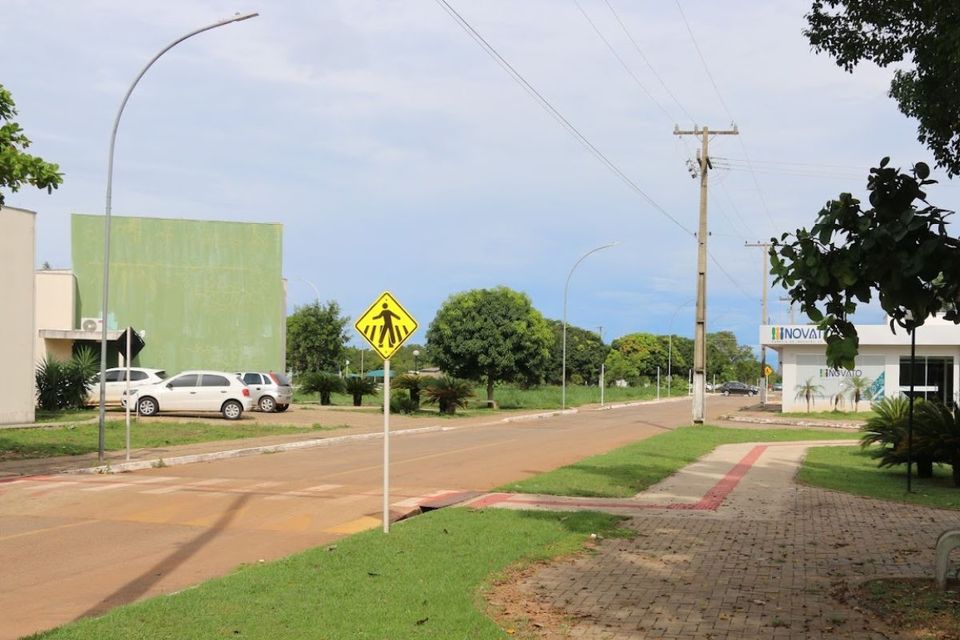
[28,508,627,640]
[498,425,855,498]
[33,409,97,423]
[0,421,345,461]
[798,445,960,510]
[780,409,875,420]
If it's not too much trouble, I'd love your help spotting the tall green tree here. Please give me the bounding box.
[544,320,608,385]
[770,160,959,369]
[0,84,62,205]
[426,287,552,406]
[610,332,667,378]
[286,301,349,374]
[707,331,758,382]
[805,1,960,176]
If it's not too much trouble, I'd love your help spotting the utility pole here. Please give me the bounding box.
[745,241,770,405]
[674,124,739,423]
[779,296,796,324]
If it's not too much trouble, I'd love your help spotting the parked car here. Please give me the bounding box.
[87,367,166,405]
[772,382,783,392]
[237,371,293,412]
[717,381,758,396]
[125,370,252,420]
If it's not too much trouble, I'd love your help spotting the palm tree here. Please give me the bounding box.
[343,376,377,407]
[914,401,960,486]
[423,376,474,415]
[299,373,343,405]
[841,375,873,412]
[794,378,823,413]
[392,373,423,410]
[861,396,933,478]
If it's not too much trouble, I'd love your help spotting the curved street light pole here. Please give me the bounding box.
[562,242,618,410]
[96,13,259,461]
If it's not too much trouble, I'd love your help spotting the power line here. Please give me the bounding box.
[434,0,695,236]
[709,249,756,300]
[602,0,697,126]
[674,0,779,237]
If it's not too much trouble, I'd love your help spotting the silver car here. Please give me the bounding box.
[237,371,293,412]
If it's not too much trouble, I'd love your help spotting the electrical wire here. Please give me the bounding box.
[434,0,695,236]
[674,0,779,238]
[708,249,757,300]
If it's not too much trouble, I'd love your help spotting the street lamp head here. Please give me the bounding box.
[413,349,420,357]
[232,12,260,22]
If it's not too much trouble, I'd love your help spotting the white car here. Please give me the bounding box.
[88,367,167,405]
[127,370,253,420]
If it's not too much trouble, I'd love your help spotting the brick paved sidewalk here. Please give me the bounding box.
[490,442,960,639]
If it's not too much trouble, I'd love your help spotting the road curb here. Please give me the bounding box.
[67,425,454,475]
[721,415,863,429]
[594,396,689,411]
[501,409,578,423]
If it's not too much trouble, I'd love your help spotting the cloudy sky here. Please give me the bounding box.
[2,0,955,362]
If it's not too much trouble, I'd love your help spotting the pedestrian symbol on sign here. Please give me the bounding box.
[355,292,418,360]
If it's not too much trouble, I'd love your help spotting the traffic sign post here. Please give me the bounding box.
[354,292,418,533]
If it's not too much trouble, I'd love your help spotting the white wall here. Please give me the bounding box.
[35,270,77,364]
[0,207,36,424]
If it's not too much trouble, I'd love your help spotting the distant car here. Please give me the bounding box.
[237,371,293,413]
[87,367,166,405]
[125,370,252,420]
[717,381,758,396]
[772,382,783,392]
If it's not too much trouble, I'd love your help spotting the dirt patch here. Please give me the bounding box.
[485,562,575,639]
[856,577,960,639]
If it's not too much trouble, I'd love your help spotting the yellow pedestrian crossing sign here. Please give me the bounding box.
[355,291,418,360]
[764,365,773,377]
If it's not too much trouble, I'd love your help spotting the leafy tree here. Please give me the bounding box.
[794,378,823,413]
[423,375,474,415]
[771,160,959,369]
[35,347,97,410]
[299,372,343,406]
[706,331,757,382]
[543,320,608,385]
[610,332,667,378]
[603,350,640,386]
[805,1,960,176]
[426,287,552,406]
[0,84,62,205]
[286,301,349,374]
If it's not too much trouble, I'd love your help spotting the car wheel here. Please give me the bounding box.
[222,400,243,420]
[138,396,159,417]
[750,391,756,396]
[723,390,730,396]
[276,404,289,412]
[258,395,277,413]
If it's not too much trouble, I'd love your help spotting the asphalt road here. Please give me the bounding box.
[0,396,747,639]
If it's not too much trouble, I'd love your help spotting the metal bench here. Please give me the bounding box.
[936,528,960,590]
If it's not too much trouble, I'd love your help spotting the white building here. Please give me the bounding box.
[0,206,36,424]
[761,316,960,412]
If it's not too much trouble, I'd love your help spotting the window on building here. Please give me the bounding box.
[899,356,954,405]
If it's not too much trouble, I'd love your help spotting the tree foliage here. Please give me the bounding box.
[805,1,960,176]
[35,347,98,410]
[286,301,349,374]
[0,84,62,205]
[425,287,552,405]
[770,159,959,369]
[544,320,608,386]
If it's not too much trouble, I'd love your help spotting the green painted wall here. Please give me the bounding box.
[72,214,284,374]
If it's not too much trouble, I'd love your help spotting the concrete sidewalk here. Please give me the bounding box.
[483,439,960,639]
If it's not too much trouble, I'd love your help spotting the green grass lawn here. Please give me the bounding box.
[781,409,875,420]
[34,409,98,423]
[28,508,628,640]
[0,420,345,461]
[799,445,960,510]
[498,425,856,498]
[294,383,683,411]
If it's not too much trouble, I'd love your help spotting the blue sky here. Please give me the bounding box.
[2,0,956,361]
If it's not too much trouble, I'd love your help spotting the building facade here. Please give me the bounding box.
[69,214,285,374]
[1,206,36,424]
[761,318,960,412]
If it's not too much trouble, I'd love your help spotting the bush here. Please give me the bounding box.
[299,372,344,405]
[35,346,98,411]
[392,373,423,410]
[344,376,377,407]
[860,396,933,478]
[423,375,474,415]
[390,391,419,414]
[914,401,960,486]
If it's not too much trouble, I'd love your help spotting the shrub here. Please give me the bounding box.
[343,376,377,407]
[299,372,344,405]
[35,346,98,411]
[390,391,419,414]
[423,375,474,415]
[914,401,960,486]
[860,396,933,478]
[392,373,423,410]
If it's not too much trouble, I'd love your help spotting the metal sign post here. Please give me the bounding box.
[354,291,418,534]
[125,328,131,461]
[383,359,391,532]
